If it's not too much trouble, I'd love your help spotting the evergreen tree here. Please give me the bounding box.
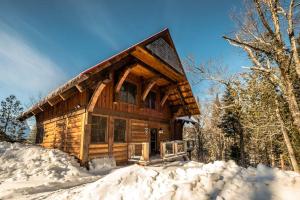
[0,95,26,141]
[219,84,245,166]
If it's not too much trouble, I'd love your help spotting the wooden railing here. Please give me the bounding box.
[128,142,149,162]
[160,140,187,159]
[128,140,187,164]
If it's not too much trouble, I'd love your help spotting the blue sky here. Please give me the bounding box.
[0,0,249,107]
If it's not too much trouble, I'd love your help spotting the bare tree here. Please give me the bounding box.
[223,0,300,133]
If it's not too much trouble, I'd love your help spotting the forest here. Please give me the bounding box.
[184,0,300,173]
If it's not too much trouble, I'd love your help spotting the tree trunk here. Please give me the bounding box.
[276,107,299,173]
[278,66,300,134]
[280,154,285,170]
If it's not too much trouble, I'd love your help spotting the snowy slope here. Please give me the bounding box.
[1,142,299,200]
[44,161,300,200]
[0,142,115,200]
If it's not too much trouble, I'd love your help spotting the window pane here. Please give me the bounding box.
[127,82,137,104]
[145,91,156,109]
[119,82,137,104]
[120,84,127,102]
[114,119,126,143]
[91,116,107,143]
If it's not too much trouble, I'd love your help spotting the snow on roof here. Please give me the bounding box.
[176,116,198,124]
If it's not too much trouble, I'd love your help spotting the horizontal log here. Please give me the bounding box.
[89,154,110,159]
[89,148,109,154]
[89,144,109,148]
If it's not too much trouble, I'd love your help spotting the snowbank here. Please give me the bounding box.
[0,142,115,200]
[89,157,116,174]
[1,141,299,200]
[46,161,300,200]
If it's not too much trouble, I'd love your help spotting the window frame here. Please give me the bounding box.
[90,114,108,144]
[113,117,127,143]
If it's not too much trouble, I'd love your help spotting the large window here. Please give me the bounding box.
[91,116,107,143]
[145,91,156,109]
[114,119,126,143]
[120,82,137,104]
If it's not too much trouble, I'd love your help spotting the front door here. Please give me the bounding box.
[150,128,158,155]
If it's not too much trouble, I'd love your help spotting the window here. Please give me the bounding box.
[114,119,126,143]
[119,82,137,104]
[145,91,156,109]
[91,116,107,143]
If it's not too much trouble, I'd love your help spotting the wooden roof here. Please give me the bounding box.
[18,28,200,120]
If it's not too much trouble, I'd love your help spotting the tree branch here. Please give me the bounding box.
[253,0,275,36]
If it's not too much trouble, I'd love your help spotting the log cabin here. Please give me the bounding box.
[18,28,200,165]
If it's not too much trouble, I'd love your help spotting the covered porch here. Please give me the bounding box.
[128,140,188,165]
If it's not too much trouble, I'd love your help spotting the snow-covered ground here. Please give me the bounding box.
[1,142,300,200]
[0,142,115,200]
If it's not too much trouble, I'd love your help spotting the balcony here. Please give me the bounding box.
[128,140,188,165]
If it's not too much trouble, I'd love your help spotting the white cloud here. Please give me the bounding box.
[0,23,67,104]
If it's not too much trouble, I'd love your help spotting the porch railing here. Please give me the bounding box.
[128,140,187,163]
[128,142,149,162]
[160,140,187,159]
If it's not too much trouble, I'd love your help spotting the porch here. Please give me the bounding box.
[128,140,188,165]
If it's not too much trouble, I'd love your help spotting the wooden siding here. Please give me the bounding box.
[113,143,128,164]
[38,109,85,159]
[89,144,109,159]
[130,119,149,143]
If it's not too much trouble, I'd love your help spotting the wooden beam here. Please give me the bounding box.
[135,60,176,84]
[160,84,177,107]
[176,86,191,116]
[131,46,184,82]
[75,84,84,93]
[38,106,44,112]
[142,76,160,101]
[115,65,136,93]
[47,100,54,106]
[87,80,111,112]
[59,94,66,101]
[160,88,173,107]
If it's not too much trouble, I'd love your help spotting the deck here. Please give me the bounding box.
[128,140,188,165]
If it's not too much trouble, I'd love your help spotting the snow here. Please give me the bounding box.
[89,157,116,174]
[1,142,300,200]
[0,142,115,200]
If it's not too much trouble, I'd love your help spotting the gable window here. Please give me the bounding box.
[145,91,156,109]
[114,119,126,143]
[91,115,107,143]
[120,82,137,104]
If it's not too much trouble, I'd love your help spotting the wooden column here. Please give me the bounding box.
[80,111,91,165]
[142,142,149,161]
[142,76,160,101]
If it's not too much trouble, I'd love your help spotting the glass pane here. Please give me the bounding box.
[91,116,107,143]
[145,91,156,109]
[127,82,137,104]
[120,84,127,102]
[114,119,126,142]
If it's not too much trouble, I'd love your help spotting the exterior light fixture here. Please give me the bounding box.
[158,128,164,134]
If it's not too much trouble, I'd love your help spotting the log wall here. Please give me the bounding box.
[37,109,85,159]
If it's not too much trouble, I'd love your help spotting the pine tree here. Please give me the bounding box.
[0,95,26,141]
[219,85,245,166]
